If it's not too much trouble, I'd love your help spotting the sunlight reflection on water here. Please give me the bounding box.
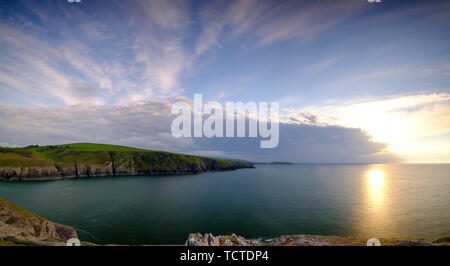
[367,169,385,204]
[363,168,389,234]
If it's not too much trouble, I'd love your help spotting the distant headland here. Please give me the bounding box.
[0,143,253,181]
[252,161,294,165]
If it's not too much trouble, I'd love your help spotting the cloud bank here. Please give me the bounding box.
[0,101,397,163]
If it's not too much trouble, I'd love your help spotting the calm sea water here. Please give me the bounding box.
[0,164,449,244]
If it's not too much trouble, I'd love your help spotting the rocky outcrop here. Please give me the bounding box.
[0,197,77,246]
[185,233,443,246]
[186,233,257,246]
[185,233,221,246]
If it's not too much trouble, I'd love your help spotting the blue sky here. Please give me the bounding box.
[0,0,449,162]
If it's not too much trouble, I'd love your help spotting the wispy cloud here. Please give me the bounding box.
[0,0,196,106]
[299,57,340,75]
[254,0,365,46]
[137,0,190,30]
[195,0,366,55]
[0,0,367,106]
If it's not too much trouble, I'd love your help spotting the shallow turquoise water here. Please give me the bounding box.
[0,164,449,244]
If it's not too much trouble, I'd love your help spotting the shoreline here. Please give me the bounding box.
[0,144,253,181]
[0,167,252,182]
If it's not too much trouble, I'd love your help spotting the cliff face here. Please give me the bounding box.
[0,144,253,181]
[0,197,77,246]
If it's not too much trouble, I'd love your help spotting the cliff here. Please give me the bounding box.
[0,197,77,246]
[0,143,253,181]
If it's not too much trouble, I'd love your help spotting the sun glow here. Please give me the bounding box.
[292,93,450,162]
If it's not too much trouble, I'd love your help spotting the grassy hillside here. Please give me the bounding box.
[0,143,252,180]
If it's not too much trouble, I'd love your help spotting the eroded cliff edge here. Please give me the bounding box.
[0,143,253,181]
[0,197,77,246]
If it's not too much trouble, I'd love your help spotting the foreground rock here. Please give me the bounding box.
[0,197,77,246]
[185,233,446,246]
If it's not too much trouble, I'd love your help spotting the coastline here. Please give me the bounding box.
[0,144,253,181]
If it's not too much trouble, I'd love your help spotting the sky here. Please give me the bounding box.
[0,0,449,163]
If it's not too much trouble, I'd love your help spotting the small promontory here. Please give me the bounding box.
[0,197,77,246]
[0,143,253,181]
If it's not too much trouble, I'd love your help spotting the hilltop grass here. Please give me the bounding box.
[45,143,150,152]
